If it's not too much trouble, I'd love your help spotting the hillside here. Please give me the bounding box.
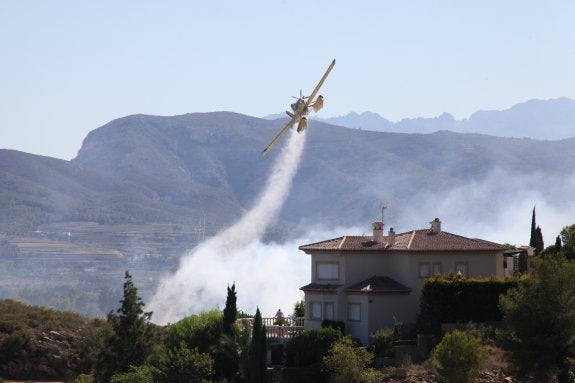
[73,112,575,229]
[2,111,573,236]
[1,111,575,316]
[0,299,109,380]
[0,149,202,233]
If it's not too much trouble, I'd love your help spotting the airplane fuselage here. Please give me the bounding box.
[290,98,309,116]
[261,59,335,156]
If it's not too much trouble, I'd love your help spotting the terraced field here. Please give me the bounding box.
[0,221,207,317]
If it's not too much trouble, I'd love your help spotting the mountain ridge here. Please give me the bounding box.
[2,111,575,317]
[2,110,574,236]
[263,97,575,140]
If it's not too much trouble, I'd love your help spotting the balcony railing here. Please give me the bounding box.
[237,316,305,339]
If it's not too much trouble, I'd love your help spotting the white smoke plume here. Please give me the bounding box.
[149,130,306,324]
[403,168,575,246]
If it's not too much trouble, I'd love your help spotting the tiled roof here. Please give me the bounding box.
[300,283,342,292]
[299,229,505,252]
[343,276,411,294]
[407,230,505,251]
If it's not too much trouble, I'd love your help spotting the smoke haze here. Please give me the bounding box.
[149,130,306,324]
[148,129,575,324]
[389,168,575,247]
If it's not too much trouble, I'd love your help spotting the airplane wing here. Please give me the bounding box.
[261,59,335,156]
[261,115,298,156]
[305,59,336,108]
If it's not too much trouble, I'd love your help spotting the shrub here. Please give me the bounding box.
[148,343,214,383]
[417,275,518,337]
[321,319,345,335]
[322,336,383,383]
[369,328,395,357]
[283,327,341,383]
[110,365,156,383]
[433,330,488,383]
[165,310,223,353]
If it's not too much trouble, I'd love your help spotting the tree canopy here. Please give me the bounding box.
[560,224,575,260]
[499,255,575,381]
[97,271,155,382]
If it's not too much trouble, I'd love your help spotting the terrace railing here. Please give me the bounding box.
[237,316,305,340]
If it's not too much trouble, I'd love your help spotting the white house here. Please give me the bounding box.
[298,218,507,345]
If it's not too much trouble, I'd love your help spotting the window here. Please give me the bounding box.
[455,262,468,277]
[310,302,322,320]
[348,303,361,321]
[419,262,430,278]
[432,262,442,276]
[317,262,339,280]
[324,302,335,320]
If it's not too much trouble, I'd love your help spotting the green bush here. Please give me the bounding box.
[433,330,488,383]
[164,310,238,381]
[110,365,157,383]
[322,336,383,383]
[165,310,223,353]
[321,319,345,335]
[147,343,214,383]
[369,328,395,357]
[283,327,341,383]
[417,275,518,336]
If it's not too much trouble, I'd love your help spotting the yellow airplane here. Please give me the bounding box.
[261,59,336,156]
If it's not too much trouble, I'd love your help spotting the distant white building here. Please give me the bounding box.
[298,218,508,345]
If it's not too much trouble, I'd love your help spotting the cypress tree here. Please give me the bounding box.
[216,283,240,381]
[529,207,544,256]
[555,235,563,252]
[535,226,544,255]
[529,206,537,249]
[247,308,267,383]
[223,283,238,337]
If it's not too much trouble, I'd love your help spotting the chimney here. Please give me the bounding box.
[387,227,395,247]
[430,218,442,234]
[372,221,384,243]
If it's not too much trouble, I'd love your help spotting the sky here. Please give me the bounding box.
[1,1,575,160]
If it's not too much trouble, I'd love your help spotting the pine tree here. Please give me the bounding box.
[500,255,575,380]
[97,271,154,382]
[247,308,267,383]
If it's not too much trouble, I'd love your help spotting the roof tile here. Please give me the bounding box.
[299,229,505,252]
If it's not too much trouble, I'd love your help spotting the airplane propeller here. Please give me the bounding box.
[292,90,308,100]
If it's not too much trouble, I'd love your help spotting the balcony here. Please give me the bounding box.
[238,316,305,340]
